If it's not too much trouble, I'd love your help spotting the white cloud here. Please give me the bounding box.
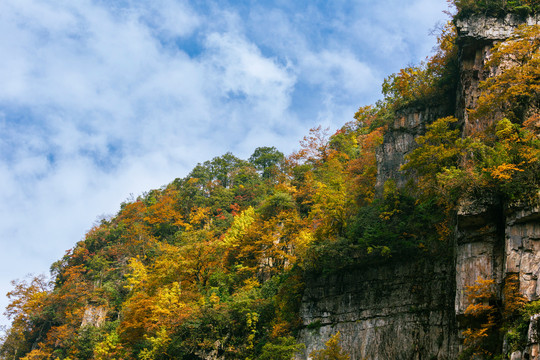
[0,0,449,330]
[300,50,378,94]
[203,31,296,129]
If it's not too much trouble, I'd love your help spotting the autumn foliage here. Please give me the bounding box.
[1,15,539,360]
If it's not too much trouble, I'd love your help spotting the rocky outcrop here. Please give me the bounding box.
[375,106,448,189]
[376,14,540,186]
[455,14,540,42]
[455,14,540,136]
[80,305,107,328]
[298,201,540,359]
[453,199,540,315]
[297,259,458,359]
[299,14,540,360]
[374,14,540,189]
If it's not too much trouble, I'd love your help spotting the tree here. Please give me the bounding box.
[189,152,249,188]
[309,332,350,360]
[1,276,52,360]
[401,116,469,195]
[310,155,354,240]
[289,126,331,166]
[461,277,501,359]
[249,146,284,180]
[474,24,540,123]
[259,336,305,360]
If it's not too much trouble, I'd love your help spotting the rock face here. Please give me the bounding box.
[296,200,539,359]
[453,201,540,315]
[375,106,448,189]
[505,204,540,301]
[81,305,107,328]
[297,259,459,359]
[455,14,540,136]
[454,197,505,315]
[506,206,540,360]
[455,14,540,42]
[298,14,540,360]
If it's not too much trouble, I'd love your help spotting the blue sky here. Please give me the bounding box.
[0,0,450,329]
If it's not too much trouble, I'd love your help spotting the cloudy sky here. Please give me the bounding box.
[0,0,450,328]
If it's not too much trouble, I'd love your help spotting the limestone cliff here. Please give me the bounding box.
[299,259,459,359]
[455,14,540,136]
[298,14,540,360]
[375,105,449,189]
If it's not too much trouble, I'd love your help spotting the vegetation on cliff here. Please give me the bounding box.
[1,10,539,360]
[382,21,458,111]
[453,0,540,18]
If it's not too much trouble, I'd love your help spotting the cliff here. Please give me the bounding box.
[298,14,540,360]
[299,258,458,359]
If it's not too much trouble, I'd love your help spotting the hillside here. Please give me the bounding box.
[2,2,540,360]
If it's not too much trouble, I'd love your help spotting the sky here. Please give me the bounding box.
[0,0,451,330]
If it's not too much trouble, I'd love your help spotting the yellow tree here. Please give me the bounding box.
[474,24,540,123]
[310,154,355,240]
[309,332,350,360]
[1,276,51,359]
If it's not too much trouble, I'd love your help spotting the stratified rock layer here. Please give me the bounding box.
[297,259,458,359]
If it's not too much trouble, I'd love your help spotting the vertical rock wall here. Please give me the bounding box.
[297,259,458,360]
[505,204,540,360]
[375,106,448,189]
[297,202,540,359]
[454,198,505,316]
[505,205,540,301]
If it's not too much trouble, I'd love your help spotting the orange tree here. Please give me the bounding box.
[382,22,458,110]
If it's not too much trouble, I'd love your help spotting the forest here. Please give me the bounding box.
[1,2,539,359]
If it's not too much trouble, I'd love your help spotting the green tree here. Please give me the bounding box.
[401,116,469,195]
[249,146,284,180]
[189,152,249,188]
[258,336,305,360]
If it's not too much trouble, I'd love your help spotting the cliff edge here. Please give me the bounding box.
[298,14,540,360]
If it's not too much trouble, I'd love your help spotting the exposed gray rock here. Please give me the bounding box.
[296,260,459,359]
[375,106,448,189]
[81,305,107,328]
[456,14,540,42]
